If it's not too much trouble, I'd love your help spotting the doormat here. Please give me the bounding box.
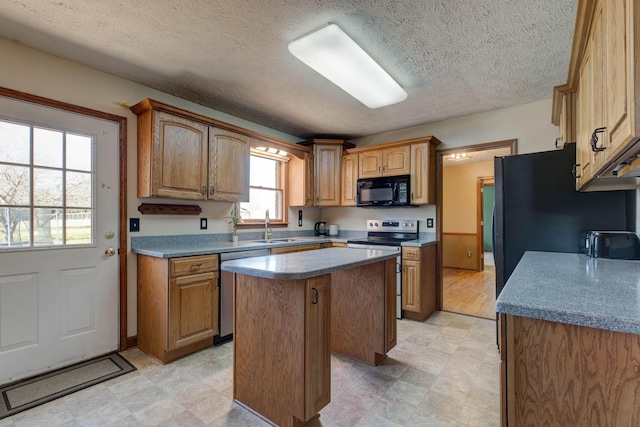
[0,352,136,420]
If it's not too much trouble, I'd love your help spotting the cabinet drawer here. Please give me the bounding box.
[402,247,420,260]
[170,254,218,277]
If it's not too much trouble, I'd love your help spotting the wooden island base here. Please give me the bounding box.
[233,258,396,427]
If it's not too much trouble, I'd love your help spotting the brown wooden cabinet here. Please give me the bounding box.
[500,313,640,426]
[135,108,209,200]
[341,153,358,206]
[358,146,410,178]
[132,98,250,201]
[298,139,355,207]
[553,0,640,190]
[401,244,436,322]
[208,128,250,202]
[410,142,436,205]
[137,254,219,363]
[234,273,331,427]
[288,152,314,207]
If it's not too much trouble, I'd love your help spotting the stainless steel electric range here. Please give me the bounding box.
[347,219,419,319]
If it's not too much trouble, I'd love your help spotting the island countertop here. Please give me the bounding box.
[220,247,398,280]
[496,251,640,334]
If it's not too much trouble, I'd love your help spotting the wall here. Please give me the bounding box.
[443,161,494,233]
[0,38,321,337]
[351,98,560,155]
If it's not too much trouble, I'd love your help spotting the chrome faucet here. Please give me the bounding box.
[264,209,272,241]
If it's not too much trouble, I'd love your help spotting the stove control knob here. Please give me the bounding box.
[369,222,374,227]
[403,222,408,227]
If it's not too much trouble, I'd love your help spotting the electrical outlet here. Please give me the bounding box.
[129,218,140,232]
[200,218,208,230]
[426,218,434,228]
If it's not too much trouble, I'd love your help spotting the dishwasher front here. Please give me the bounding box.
[215,248,270,345]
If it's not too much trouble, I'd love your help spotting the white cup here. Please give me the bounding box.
[329,224,338,236]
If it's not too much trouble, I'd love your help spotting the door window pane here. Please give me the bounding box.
[34,127,63,168]
[34,168,63,206]
[66,171,92,207]
[66,134,92,171]
[33,208,63,246]
[66,209,92,245]
[0,207,31,247]
[0,164,30,205]
[0,121,30,164]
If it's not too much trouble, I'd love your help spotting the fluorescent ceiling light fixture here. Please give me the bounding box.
[288,24,407,109]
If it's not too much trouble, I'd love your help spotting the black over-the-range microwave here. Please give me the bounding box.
[356,175,411,207]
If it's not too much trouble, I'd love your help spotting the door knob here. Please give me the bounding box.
[105,248,116,257]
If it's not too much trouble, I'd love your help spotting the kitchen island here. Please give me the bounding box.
[221,247,398,427]
[496,251,640,426]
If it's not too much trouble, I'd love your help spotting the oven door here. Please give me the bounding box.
[357,179,396,206]
[347,243,402,319]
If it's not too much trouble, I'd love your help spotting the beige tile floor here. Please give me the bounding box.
[0,312,499,427]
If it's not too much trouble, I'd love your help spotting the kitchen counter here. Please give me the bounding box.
[131,236,347,258]
[221,247,398,280]
[131,233,437,257]
[496,251,640,334]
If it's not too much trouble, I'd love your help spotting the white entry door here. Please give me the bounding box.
[0,96,119,384]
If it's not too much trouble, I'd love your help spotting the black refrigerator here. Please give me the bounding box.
[494,143,636,298]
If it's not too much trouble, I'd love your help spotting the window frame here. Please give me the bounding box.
[0,117,96,250]
[237,149,289,228]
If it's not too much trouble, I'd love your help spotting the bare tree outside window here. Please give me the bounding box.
[0,119,94,249]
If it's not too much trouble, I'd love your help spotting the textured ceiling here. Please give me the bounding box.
[0,0,577,139]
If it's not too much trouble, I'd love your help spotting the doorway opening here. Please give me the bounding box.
[436,139,516,319]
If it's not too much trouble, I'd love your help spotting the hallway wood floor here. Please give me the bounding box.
[442,265,496,319]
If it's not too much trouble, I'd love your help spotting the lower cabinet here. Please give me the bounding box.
[234,273,331,427]
[137,254,219,364]
[500,313,640,426]
[401,244,437,321]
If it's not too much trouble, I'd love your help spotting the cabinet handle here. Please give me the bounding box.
[191,263,203,268]
[590,127,607,152]
[210,186,215,196]
[572,163,581,179]
[201,186,206,196]
[411,192,414,201]
[311,287,319,304]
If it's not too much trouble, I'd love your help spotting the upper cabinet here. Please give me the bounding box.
[347,136,441,206]
[552,0,640,190]
[132,99,265,202]
[135,108,209,200]
[358,146,410,178]
[299,139,355,207]
[208,128,250,202]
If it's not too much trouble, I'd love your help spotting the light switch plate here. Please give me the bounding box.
[129,218,140,232]
[200,218,208,230]
[426,218,434,228]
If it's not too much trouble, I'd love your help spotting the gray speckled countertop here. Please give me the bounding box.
[496,251,640,334]
[131,233,437,258]
[220,247,398,280]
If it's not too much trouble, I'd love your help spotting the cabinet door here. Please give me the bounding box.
[605,0,636,160]
[591,3,608,174]
[150,111,208,199]
[382,146,410,176]
[169,272,218,350]
[402,260,420,312]
[358,150,383,178]
[410,143,434,205]
[315,144,342,206]
[208,128,250,202]
[576,37,594,189]
[289,153,314,206]
[341,153,358,206]
[305,275,331,418]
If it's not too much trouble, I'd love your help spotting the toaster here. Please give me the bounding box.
[584,231,640,259]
